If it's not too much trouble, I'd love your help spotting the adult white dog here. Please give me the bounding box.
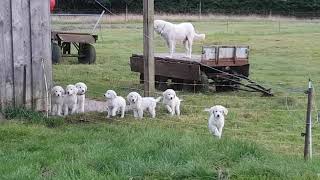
[104,90,126,118]
[51,86,65,116]
[162,89,182,116]
[63,84,78,116]
[154,19,205,58]
[127,92,162,119]
[205,105,228,139]
[75,82,87,113]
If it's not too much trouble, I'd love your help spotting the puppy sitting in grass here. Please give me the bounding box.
[162,89,182,116]
[104,90,126,118]
[127,92,162,119]
[205,105,228,139]
[75,82,87,113]
[63,84,78,116]
[51,86,65,116]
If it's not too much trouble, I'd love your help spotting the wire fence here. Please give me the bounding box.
[46,12,320,158]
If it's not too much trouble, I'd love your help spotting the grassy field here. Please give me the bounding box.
[1,16,320,179]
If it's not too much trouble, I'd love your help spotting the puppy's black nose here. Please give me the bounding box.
[217,114,220,118]
[82,90,85,92]
[58,94,60,97]
[170,97,173,100]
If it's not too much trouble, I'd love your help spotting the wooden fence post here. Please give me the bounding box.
[143,0,155,97]
[303,80,313,160]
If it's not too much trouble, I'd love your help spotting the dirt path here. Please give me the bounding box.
[84,99,107,113]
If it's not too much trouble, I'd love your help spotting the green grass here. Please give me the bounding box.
[1,18,320,179]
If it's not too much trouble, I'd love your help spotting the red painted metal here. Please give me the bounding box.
[50,0,55,12]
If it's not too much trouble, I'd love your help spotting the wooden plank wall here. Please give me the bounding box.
[0,0,14,109]
[0,0,52,111]
[30,0,52,111]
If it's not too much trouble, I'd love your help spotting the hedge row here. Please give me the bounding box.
[54,0,320,17]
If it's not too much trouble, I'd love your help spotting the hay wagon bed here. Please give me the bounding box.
[130,46,272,96]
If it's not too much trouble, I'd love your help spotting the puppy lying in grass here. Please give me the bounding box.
[127,92,162,119]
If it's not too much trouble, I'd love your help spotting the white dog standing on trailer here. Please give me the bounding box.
[51,86,65,116]
[127,92,162,119]
[162,89,182,116]
[154,19,205,58]
[104,90,126,118]
[75,82,87,113]
[205,105,228,139]
[63,84,78,116]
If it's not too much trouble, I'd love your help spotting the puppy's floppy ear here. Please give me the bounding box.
[61,88,65,94]
[137,93,142,101]
[112,91,117,98]
[74,87,79,94]
[51,87,56,94]
[222,106,228,115]
[204,108,212,113]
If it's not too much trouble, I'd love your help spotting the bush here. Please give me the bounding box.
[54,0,320,17]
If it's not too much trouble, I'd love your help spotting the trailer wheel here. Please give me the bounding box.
[62,42,71,54]
[197,72,209,92]
[52,42,62,64]
[140,73,144,84]
[78,43,96,64]
[156,76,168,91]
[172,78,183,90]
[215,78,240,92]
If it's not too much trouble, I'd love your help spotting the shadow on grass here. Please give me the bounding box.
[1,107,122,128]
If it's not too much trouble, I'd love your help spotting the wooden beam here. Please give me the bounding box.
[11,0,32,108]
[143,0,154,97]
[30,0,52,111]
[0,0,14,109]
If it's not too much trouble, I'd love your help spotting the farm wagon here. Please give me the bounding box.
[130,46,272,96]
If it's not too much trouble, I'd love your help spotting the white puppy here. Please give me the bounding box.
[205,105,228,139]
[162,89,182,116]
[63,84,78,116]
[127,92,162,119]
[104,90,126,118]
[51,86,65,116]
[75,82,87,113]
[154,19,205,58]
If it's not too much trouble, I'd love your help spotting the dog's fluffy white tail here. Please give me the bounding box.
[155,97,162,103]
[194,33,205,40]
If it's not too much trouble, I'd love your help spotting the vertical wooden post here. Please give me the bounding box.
[199,0,202,20]
[125,3,128,22]
[0,0,14,109]
[30,0,52,111]
[304,80,313,160]
[143,0,154,97]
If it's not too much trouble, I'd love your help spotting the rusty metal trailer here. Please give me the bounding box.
[130,45,272,96]
[51,31,98,64]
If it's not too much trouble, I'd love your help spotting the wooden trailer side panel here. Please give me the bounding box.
[130,56,201,81]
